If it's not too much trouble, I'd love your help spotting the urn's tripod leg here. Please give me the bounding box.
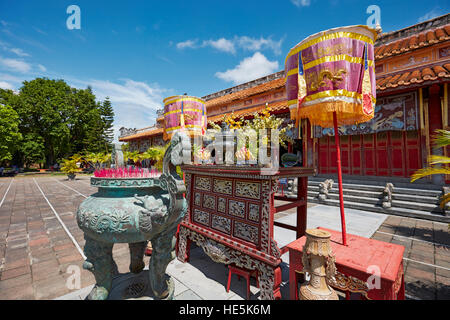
[129,241,147,273]
[82,235,115,300]
[176,225,191,263]
[148,228,177,299]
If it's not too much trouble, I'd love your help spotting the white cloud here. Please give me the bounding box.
[418,9,442,22]
[69,78,170,142]
[177,35,283,55]
[9,48,30,57]
[215,52,279,85]
[37,64,47,72]
[237,36,283,55]
[0,41,30,57]
[0,57,32,73]
[202,38,236,54]
[176,39,198,49]
[291,0,311,7]
[0,81,14,90]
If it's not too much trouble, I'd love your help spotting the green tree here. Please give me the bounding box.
[0,104,22,163]
[0,78,115,168]
[9,78,73,167]
[20,134,46,168]
[100,97,115,152]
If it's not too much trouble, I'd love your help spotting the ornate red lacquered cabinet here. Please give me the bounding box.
[176,165,314,300]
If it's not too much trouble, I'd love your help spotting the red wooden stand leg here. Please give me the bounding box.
[297,177,308,239]
[289,267,298,300]
[226,268,232,293]
[397,273,405,300]
[273,266,282,300]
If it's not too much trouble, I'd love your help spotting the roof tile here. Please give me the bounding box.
[205,77,286,109]
[119,127,164,141]
[376,24,449,60]
[377,63,449,90]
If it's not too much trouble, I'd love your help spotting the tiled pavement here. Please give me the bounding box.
[371,215,450,300]
[0,175,449,300]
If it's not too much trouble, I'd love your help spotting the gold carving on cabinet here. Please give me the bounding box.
[194,176,211,191]
[213,179,233,195]
[235,181,261,199]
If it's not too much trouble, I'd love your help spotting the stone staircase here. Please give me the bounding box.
[286,175,449,223]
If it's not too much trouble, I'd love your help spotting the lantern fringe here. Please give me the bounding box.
[291,100,374,128]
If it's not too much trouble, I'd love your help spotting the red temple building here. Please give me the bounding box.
[119,14,450,186]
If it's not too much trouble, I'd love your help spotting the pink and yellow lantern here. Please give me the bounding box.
[163,95,207,141]
[285,25,378,246]
[285,25,377,128]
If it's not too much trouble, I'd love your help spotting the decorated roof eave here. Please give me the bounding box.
[377,79,450,96]
[374,24,450,61]
[204,77,286,109]
[118,128,164,141]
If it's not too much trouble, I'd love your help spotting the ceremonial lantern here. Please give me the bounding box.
[285,25,377,245]
[163,95,207,141]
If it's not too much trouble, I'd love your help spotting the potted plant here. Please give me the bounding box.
[60,158,80,180]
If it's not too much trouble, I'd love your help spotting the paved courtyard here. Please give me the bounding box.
[0,175,449,300]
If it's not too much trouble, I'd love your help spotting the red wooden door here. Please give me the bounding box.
[340,135,350,174]
[318,136,329,174]
[405,130,422,177]
[329,134,337,174]
[363,133,376,176]
[376,132,389,176]
[390,131,406,177]
[350,135,362,175]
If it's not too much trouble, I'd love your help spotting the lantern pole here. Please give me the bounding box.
[332,111,347,246]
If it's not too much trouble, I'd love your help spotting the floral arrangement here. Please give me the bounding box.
[193,144,211,161]
[208,104,294,149]
[235,146,255,162]
[94,167,161,178]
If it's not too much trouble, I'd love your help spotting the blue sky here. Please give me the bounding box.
[0,0,448,141]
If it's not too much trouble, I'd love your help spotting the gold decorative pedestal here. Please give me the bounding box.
[299,229,338,300]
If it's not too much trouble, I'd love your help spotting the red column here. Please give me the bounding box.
[428,84,442,139]
[428,84,444,185]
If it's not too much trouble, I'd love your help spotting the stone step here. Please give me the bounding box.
[308,180,385,192]
[307,196,450,224]
[391,199,442,213]
[309,175,442,191]
[308,189,441,211]
[308,180,442,197]
[308,185,381,198]
[392,193,440,204]
[308,191,382,205]
[392,187,442,197]
[308,186,440,204]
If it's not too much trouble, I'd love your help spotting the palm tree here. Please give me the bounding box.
[411,129,450,209]
[141,146,168,171]
[85,152,111,171]
[124,150,142,167]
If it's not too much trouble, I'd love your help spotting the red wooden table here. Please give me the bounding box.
[287,227,405,300]
[177,165,315,300]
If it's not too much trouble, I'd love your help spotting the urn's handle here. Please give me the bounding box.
[159,131,190,218]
